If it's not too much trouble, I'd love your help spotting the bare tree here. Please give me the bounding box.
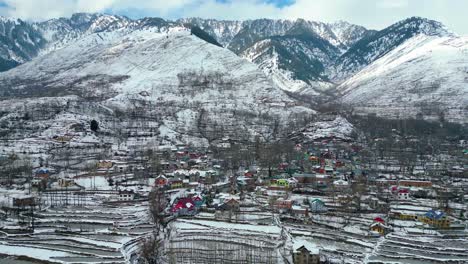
[257,142,282,178]
[351,175,367,213]
[148,188,167,233]
[139,233,164,264]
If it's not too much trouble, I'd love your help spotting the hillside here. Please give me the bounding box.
[332,17,453,81]
[0,26,314,149]
[0,17,46,71]
[0,14,466,125]
[336,35,468,123]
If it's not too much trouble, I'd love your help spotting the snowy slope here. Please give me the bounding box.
[332,17,452,81]
[35,13,132,54]
[0,17,46,71]
[0,13,466,125]
[224,18,369,55]
[337,35,468,123]
[233,19,363,100]
[328,21,375,52]
[240,38,334,99]
[0,27,314,147]
[178,18,243,47]
[289,116,355,142]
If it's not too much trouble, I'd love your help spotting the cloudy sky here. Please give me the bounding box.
[0,0,466,34]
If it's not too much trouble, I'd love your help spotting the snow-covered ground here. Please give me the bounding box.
[0,202,151,263]
[0,25,316,154]
[290,116,355,142]
[337,35,468,123]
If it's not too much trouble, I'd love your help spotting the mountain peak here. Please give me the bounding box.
[392,16,453,37]
[0,16,22,24]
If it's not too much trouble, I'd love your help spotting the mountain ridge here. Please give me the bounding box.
[0,13,465,125]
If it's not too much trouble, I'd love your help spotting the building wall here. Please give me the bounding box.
[293,252,320,264]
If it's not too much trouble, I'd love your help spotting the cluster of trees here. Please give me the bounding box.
[0,154,33,187]
[139,188,168,263]
[349,114,467,141]
[213,138,296,179]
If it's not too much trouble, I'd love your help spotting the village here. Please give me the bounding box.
[0,116,467,264]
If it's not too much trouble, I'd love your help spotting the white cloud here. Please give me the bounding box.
[1,0,113,20]
[0,0,466,34]
[178,0,282,20]
[377,0,409,9]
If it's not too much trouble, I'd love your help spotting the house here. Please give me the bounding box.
[35,168,50,179]
[58,177,75,188]
[270,179,290,188]
[182,179,190,188]
[292,205,308,217]
[391,211,418,221]
[397,189,410,200]
[288,177,299,188]
[114,163,134,173]
[169,178,183,189]
[399,180,432,188]
[314,174,331,188]
[274,199,293,210]
[118,190,135,201]
[374,217,385,224]
[213,193,241,211]
[54,135,73,143]
[154,175,168,187]
[13,196,36,207]
[324,166,334,175]
[171,197,197,215]
[333,179,349,190]
[309,199,327,213]
[203,170,218,185]
[292,240,320,264]
[420,210,450,229]
[370,221,389,236]
[376,179,398,187]
[191,194,204,207]
[98,160,114,170]
[159,161,171,171]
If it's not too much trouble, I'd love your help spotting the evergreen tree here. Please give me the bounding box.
[90,120,99,132]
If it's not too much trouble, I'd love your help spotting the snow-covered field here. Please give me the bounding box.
[338,35,468,123]
[167,217,286,264]
[0,203,151,263]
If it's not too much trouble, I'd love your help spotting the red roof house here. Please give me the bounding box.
[171,197,196,215]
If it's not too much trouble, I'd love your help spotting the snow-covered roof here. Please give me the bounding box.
[293,239,319,254]
[333,179,349,185]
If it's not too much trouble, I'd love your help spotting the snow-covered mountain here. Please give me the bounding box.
[0,13,466,126]
[0,17,46,71]
[332,17,453,81]
[34,13,133,53]
[177,18,243,47]
[186,18,372,97]
[210,17,456,97]
[0,26,314,147]
[0,14,375,100]
[336,35,468,123]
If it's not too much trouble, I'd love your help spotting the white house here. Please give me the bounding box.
[118,190,135,201]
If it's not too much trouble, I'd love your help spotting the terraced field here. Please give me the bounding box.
[167,218,286,264]
[368,233,468,264]
[287,222,376,263]
[285,217,468,264]
[0,203,153,263]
